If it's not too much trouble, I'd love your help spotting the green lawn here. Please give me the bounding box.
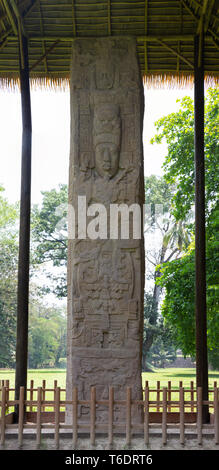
[0,367,218,389]
[142,368,219,389]
[1,368,218,413]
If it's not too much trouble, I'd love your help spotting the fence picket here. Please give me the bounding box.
[108,386,114,447]
[0,386,6,446]
[214,387,219,445]
[180,387,185,445]
[168,381,171,412]
[162,387,167,445]
[90,387,96,446]
[36,387,42,448]
[157,381,160,412]
[197,387,202,445]
[191,381,194,413]
[30,380,34,412]
[144,385,149,445]
[54,387,60,449]
[54,380,57,412]
[126,387,131,446]
[42,380,46,411]
[18,387,25,448]
[72,387,78,448]
[5,380,9,414]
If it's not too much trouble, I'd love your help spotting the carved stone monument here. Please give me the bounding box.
[66,37,145,423]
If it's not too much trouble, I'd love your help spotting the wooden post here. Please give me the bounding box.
[54,380,57,413]
[42,379,46,411]
[197,387,202,445]
[179,381,183,413]
[108,386,114,448]
[157,381,160,412]
[194,33,209,424]
[5,380,9,414]
[72,387,78,449]
[18,386,25,448]
[0,386,6,447]
[214,387,219,445]
[36,387,42,448]
[54,387,60,449]
[126,387,131,446]
[30,379,34,413]
[191,381,194,413]
[168,381,171,413]
[162,387,167,446]
[15,27,32,421]
[180,387,185,446]
[144,385,149,445]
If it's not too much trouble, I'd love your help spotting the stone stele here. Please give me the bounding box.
[66,37,145,424]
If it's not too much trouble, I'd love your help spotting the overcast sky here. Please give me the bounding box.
[0,86,194,206]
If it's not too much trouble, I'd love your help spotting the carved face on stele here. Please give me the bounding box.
[95,142,119,179]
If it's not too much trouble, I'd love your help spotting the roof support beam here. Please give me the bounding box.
[38,0,48,74]
[0,0,39,43]
[181,0,219,41]
[0,36,8,51]
[204,0,216,32]
[2,0,17,35]
[6,34,200,42]
[30,39,60,71]
[21,0,38,19]
[10,0,26,36]
[197,0,208,35]
[155,38,193,69]
[194,33,209,424]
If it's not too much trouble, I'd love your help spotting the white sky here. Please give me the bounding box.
[0,86,194,205]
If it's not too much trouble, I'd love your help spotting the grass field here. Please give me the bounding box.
[0,368,218,389]
[1,368,218,413]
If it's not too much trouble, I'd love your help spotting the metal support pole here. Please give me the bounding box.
[14,31,32,421]
[194,33,209,424]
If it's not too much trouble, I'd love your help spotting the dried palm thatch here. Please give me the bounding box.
[0,0,218,89]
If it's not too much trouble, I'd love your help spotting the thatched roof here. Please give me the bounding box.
[0,0,219,88]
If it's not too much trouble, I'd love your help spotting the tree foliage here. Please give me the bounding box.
[143,175,190,369]
[152,88,219,368]
[151,88,219,223]
[31,184,68,298]
[0,185,67,369]
[0,187,19,367]
[28,299,66,369]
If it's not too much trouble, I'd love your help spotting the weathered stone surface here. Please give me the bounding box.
[66,37,145,423]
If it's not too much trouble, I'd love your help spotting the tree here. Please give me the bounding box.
[31,184,68,298]
[157,205,219,368]
[28,296,66,369]
[151,88,219,224]
[142,176,190,369]
[0,185,68,369]
[0,186,19,367]
[152,88,219,368]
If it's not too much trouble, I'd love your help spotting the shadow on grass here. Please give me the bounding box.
[171,371,219,378]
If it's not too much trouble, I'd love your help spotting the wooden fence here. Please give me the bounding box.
[0,379,219,448]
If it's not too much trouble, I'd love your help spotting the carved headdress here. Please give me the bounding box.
[93,103,121,148]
